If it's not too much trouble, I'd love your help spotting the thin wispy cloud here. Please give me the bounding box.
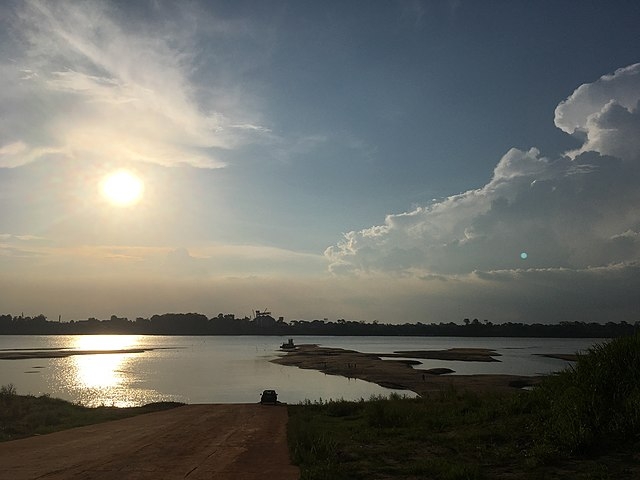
[1,0,270,169]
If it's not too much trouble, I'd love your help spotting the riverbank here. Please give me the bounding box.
[287,334,640,479]
[271,344,541,395]
[288,391,640,479]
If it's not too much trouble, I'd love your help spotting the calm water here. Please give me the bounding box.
[0,335,602,407]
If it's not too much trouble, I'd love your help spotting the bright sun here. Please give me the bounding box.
[100,170,144,207]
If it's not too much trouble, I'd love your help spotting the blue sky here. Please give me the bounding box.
[1,1,639,323]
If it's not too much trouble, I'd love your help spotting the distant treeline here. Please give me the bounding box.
[0,313,638,337]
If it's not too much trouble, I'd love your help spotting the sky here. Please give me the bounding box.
[1,0,639,324]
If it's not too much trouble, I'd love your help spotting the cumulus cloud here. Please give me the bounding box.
[554,64,640,134]
[326,64,640,279]
[0,1,269,169]
[555,63,640,161]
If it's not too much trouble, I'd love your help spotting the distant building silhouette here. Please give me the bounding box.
[253,309,276,328]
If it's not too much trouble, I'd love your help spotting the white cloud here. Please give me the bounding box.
[326,64,640,280]
[555,63,640,160]
[0,1,270,169]
[0,141,27,156]
[554,63,640,135]
[0,141,29,168]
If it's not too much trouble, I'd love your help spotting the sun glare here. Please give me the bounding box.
[101,170,144,207]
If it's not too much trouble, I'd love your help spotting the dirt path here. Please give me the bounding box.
[0,404,299,480]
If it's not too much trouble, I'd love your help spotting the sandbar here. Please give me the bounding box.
[384,347,501,362]
[271,344,540,395]
[535,353,579,362]
[0,347,175,360]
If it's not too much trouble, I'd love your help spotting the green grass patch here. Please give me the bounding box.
[288,334,640,479]
[0,384,183,442]
[288,392,535,479]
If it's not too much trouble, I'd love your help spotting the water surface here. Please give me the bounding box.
[0,335,602,406]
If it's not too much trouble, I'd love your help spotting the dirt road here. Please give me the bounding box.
[0,404,300,480]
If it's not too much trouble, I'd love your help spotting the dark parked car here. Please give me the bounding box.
[260,389,278,404]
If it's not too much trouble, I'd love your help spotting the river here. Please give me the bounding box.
[0,335,602,407]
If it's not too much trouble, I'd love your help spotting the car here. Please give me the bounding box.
[260,389,278,404]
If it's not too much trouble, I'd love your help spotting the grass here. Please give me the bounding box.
[0,384,183,442]
[287,333,640,479]
[288,391,534,479]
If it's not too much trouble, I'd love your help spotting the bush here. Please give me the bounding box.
[531,333,640,455]
[0,384,17,397]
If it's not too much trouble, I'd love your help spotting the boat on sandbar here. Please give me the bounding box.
[280,338,296,350]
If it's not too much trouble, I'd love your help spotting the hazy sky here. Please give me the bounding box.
[1,1,639,323]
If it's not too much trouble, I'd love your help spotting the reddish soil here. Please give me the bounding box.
[0,404,299,480]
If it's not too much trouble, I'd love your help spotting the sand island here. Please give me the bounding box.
[271,344,541,395]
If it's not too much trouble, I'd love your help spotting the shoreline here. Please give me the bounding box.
[271,344,542,395]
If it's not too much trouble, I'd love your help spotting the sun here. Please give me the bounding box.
[100,170,144,207]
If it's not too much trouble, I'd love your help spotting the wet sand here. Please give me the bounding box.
[272,344,541,395]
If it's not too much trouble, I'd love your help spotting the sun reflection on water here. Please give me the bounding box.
[75,350,130,389]
[70,335,140,407]
[73,334,140,352]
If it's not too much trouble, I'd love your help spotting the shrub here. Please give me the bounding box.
[0,384,17,397]
[531,333,640,455]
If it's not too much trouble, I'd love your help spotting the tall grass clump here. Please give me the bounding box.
[532,332,640,456]
[365,395,416,428]
[287,402,341,477]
